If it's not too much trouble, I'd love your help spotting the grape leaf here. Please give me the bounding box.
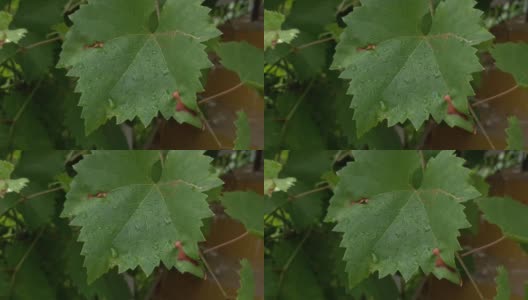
[264,10,299,50]
[326,151,480,286]
[0,160,28,198]
[0,11,27,46]
[490,42,528,87]
[234,110,251,150]
[237,259,255,300]
[62,151,223,283]
[494,266,511,300]
[58,0,221,134]
[506,116,524,150]
[333,0,493,135]
[221,191,264,237]
[216,42,264,89]
[476,197,528,243]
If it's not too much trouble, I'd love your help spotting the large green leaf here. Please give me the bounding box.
[490,42,528,87]
[333,0,493,135]
[477,197,528,243]
[58,0,221,134]
[62,151,223,282]
[326,151,480,286]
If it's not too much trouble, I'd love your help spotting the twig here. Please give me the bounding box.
[278,79,315,146]
[198,82,244,105]
[461,236,506,257]
[203,231,249,254]
[456,253,485,300]
[288,185,330,201]
[472,85,519,107]
[468,105,496,150]
[9,227,45,293]
[7,79,43,150]
[277,228,312,293]
[293,37,334,51]
[17,37,61,52]
[199,251,232,299]
[202,116,223,148]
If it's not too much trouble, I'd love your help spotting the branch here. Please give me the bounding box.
[293,37,334,51]
[472,85,519,107]
[202,116,224,149]
[456,253,485,300]
[278,79,315,146]
[198,82,244,105]
[468,105,496,150]
[288,185,330,201]
[277,228,312,293]
[199,251,233,299]
[7,79,43,150]
[9,227,45,293]
[461,236,506,257]
[203,231,249,254]
[17,37,61,52]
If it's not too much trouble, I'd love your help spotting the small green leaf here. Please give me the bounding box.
[477,197,528,243]
[264,159,296,196]
[0,160,29,198]
[494,266,511,300]
[234,110,251,150]
[0,11,27,47]
[221,191,265,237]
[264,10,299,49]
[506,116,524,150]
[217,42,263,89]
[237,259,255,300]
[491,42,528,87]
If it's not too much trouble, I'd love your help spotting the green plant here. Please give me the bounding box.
[264,150,528,299]
[265,0,527,150]
[0,150,261,299]
[0,0,262,150]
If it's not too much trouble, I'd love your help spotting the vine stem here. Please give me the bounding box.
[202,116,223,149]
[17,37,62,52]
[9,227,45,293]
[288,185,330,201]
[199,251,233,299]
[456,253,485,300]
[278,79,315,146]
[461,236,506,257]
[468,105,496,150]
[154,0,161,21]
[293,37,334,51]
[277,228,312,293]
[7,79,43,150]
[472,85,519,107]
[203,231,249,254]
[198,82,244,105]
[19,187,63,203]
